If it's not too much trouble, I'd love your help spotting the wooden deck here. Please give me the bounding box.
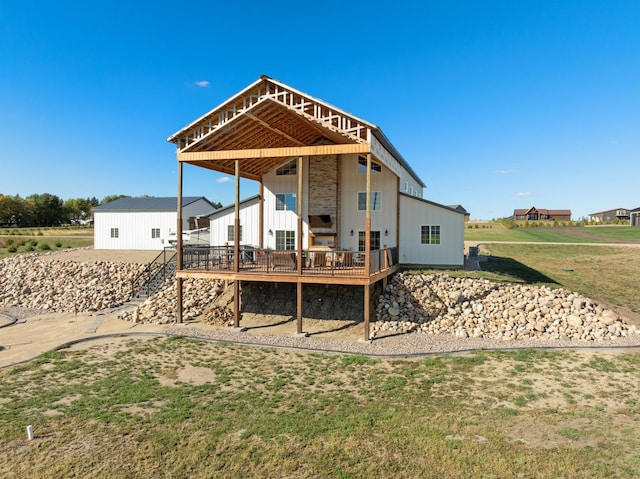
[177,246,398,285]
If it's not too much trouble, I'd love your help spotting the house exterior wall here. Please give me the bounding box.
[631,211,640,227]
[94,211,176,250]
[339,154,398,251]
[261,158,310,250]
[209,198,260,246]
[588,209,630,222]
[399,195,464,267]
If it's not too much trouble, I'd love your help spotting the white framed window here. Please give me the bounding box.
[358,231,380,251]
[276,193,297,211]
[357,156,381,173]
[151,228,160,239]
[405,181,409,192]
[276,160,297,176]
[227,225,243,242]
[421,225,441,245]
[110,228,119,239]
[357,192,381,211]
[275,230,295,250]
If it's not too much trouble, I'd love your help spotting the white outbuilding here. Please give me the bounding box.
[93,196,216,250]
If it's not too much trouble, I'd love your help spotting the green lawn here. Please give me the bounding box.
[0,227,93,259]
[2,337,639,478]
[478,243,640,315]
[465,222,640,244]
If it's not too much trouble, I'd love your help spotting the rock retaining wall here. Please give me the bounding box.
[0,254,144,313]
[375,273,637,341]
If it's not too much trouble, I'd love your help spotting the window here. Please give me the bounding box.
[276,193,297,211]
[358,231,381,251]
[151,228,160,239]
[421,225,441,245]
[405,181,409,192]
[227,225,243,242]
[358,156,381,173]
[276,160,297,175]
[110,228,119,239]
[275,230,295,250]
[357,192,381,211]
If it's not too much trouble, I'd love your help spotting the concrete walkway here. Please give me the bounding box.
[0,306,163,369]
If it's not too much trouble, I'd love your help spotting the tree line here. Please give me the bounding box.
[0,193,129,227]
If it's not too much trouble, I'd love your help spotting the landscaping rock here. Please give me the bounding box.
[373,273,638,342]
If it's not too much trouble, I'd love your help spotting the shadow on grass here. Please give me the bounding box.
[481,255,559,285]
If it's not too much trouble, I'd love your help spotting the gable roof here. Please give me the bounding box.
[588,208,630,216]
[167,75,425,187]
[93,196,213,213]
[207,195,261,218]
[448,204,469,214]
[401,193,464,214]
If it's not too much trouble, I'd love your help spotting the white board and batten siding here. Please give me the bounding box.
[399,194,465,267]
[94,211,176,250]
[339,154,399,251]
[261,159,310,250]
[208,196,261,247]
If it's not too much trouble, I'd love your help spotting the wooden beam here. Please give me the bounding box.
[245,112,306,146]
[177,161,183,324]
[365,153,371,276]
[176,270,374,285]
[364,284,370,341]
[178,143,370,162]
[233,160,240,328]
[297,282,303,334]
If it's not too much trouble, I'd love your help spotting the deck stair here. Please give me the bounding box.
[131,248,177,300]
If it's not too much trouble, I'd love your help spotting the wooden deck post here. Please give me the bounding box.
[364,283,370,341]
[297,281,303,334]
[233,159,241,328]
[176,161,183,323]
[296,156,304,335]
[259,181,264,248]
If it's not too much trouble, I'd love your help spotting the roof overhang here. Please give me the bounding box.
[168,75,425,186]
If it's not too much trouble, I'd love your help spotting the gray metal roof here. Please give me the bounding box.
[93,196,212,212]
[208,195,261,218]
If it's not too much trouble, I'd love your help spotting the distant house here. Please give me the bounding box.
[630,207,640,227]
[511,206,571,221]
[93,196,217,250]
[448,205,470,222]
[588,208,630,223]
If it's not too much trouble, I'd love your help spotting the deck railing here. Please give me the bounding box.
[181,246,397,277]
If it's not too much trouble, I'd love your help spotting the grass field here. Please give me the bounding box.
[0,227,93,259]
[463,223,640,317]
[478,243,640,316]
[465,222,640,244]
[1,337,639,478]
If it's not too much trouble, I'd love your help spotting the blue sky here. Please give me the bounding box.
[1,0,638,220]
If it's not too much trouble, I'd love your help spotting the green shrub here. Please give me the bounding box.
[7,245,17,253]
[39,243,51,251]
[26,246,35,252]
[5,238,14,246]
[55,240,63,248]
[29,239,38,247]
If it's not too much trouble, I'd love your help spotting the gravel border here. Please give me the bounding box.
[163,324,640,358]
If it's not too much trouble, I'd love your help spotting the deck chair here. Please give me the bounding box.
[313,251,326,268]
